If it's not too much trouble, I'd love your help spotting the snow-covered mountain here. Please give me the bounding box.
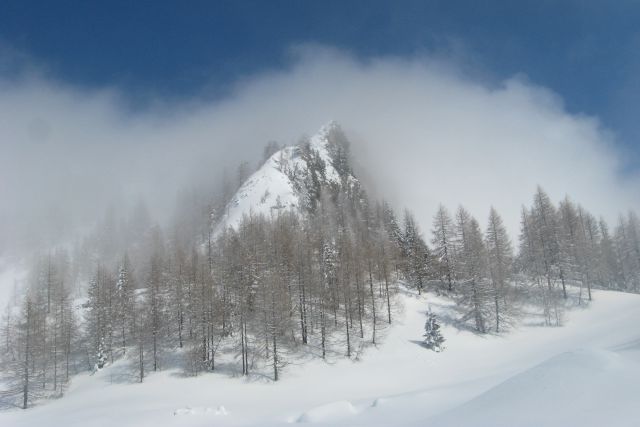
[213,121,360,235]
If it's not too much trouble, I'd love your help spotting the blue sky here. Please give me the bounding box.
[1,1,639,162]
[2,1,640,251]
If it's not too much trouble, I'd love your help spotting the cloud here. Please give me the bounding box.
[0,45,638,254]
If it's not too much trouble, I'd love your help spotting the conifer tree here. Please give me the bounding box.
[423,309,445,352]
[457,215,492,333]
[485,207,513,332]
[402,210,430,294]
[115,255,135,355]
[431,205,456,292]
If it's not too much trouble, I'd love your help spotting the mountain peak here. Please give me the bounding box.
[305,120,341,152]
[213,122,357,236]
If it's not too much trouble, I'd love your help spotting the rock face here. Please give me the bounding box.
[213,121,361,235]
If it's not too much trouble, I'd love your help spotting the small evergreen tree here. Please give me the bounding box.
[423,309,445,352]
[95,337,107,370]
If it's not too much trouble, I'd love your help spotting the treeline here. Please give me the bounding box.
[0,182,409,408]
[402,186,640,333]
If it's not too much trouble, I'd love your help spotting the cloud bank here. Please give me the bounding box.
[1,46,638,254]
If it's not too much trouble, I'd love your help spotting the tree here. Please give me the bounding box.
[519,187,564,326]
[431,205,456,292]
[85,266,114,370]
[146,253,166,372]
[456,213,492,333]
[115,255,135,355]
[576,206,600,302]
[485,207,513,332]
[533,188,565,299]
[402,210,430,294]
[615,212,640,291]
[518,207,553,325]
[423,309,445,352]
[131,295,146,383]
[0,295,44,409]
[51,286,75,393]
[558,196,582,296]
[599,218,622,289]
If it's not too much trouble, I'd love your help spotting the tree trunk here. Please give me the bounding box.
[355,270,364,339]
[23,302,31,409]
[297,269,308,344]
[383,263,391,324]
[344,288,351,358]
[368,261,377,345]
[494,285,500,333]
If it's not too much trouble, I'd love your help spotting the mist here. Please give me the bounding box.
[1,45,638,256]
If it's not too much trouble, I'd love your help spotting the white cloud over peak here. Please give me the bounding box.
[0,46,638,253]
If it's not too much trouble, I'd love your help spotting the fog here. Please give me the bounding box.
[1,46,638,256]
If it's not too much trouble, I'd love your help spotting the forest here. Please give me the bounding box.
[2,128,640,410]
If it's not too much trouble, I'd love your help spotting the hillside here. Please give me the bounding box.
[1,284,639,426]
[2,121,640,426]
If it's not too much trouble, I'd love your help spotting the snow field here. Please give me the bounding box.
[1,284,640,426]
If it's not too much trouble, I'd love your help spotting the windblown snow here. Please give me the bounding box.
[2,277,640,427]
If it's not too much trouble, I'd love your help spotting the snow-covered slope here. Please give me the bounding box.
[213,121,357,235]
[427,348,640,427]
[216,144,300,233]
[3,288,640,427]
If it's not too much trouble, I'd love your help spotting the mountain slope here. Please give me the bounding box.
[213,121,359,235]
[2,287,640,426]
[426,347,640,427]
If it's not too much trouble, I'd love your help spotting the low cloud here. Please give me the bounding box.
[1,46,638,254]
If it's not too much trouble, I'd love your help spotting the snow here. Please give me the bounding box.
[173,405,228,417]
[307,121,342,184]
[2,288,640,426]
[427,348,640,427]
[214,121,346,235]
[215,144,301,234]
[295,401,357,423]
